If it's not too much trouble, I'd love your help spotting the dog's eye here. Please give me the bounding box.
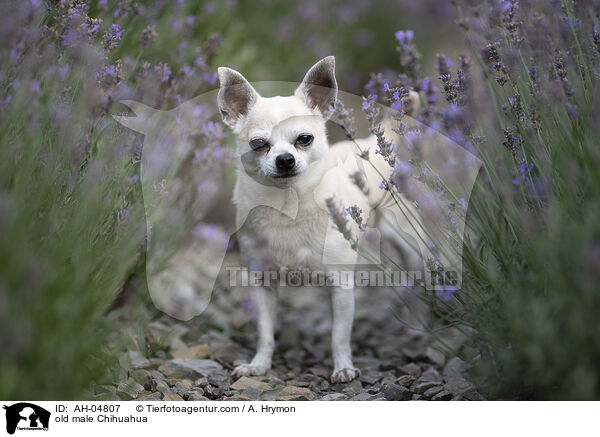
[249,138,268,151]
[295,134,313,147]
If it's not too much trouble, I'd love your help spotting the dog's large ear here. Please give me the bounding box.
[295,56,337,118]
[217,67,259,128]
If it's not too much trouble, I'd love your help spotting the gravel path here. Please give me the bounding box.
[98,264,484,401]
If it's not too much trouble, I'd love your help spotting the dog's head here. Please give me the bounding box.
[217,57,337,187]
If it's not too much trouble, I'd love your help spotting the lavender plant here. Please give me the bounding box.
[0,0,227,399]
[357,0,600,400]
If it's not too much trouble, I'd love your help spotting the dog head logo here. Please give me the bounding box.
[3,403,50,435]
[114,59,481,320]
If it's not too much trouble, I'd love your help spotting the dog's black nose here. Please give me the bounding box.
[275,153,295,171]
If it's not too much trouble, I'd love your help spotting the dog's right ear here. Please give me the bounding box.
[217,67,259,128]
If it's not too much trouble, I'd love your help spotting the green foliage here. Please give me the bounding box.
[456,2,600,400]
[0,4,146,400]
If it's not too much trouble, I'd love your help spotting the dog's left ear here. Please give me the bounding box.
[295,56,338,118]
[217,67,259,129]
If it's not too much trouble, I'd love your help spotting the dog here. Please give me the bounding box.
[217,56,428,383]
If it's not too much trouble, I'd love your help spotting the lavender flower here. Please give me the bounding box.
[345,205,366,231]
[103,24,123,50]
[329,100,357,139]
[437,54,471,106]
[506,93,525,121]
[420,77,438,105]
[385,83,409,112]
[81,17,102,38]
[526,57,540,95]
[566,103,579,120]
[153,63,172,83]
[395,29,421,84]
[140,25,158,48]
[502,128,522,156]
[373,126,396,166]
[390,160,411,193]
[502,0,523,46]
[326,197,357,248]
[512,162,534,185]
[551,50,573,97]
[482,42,508,85]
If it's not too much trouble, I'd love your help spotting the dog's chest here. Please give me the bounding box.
[242,203,329,269]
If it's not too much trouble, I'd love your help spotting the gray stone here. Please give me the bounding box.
[267,376,286,387]
[462,390,486,401]
[321,393,347,401]
[116,378,145,399]
[230,376,271,391]
[146,321,188,350]
[208,370,231,389]
[150,370,165,380]
[204,384,225,399]
[431,390,453,401]
[399,363,422,377]
[412,380,443,394]
[319,380,331,391]
[240,387,261,400]
[425,346,446,366]
[443,377,484,400]
[351,392,373,401]
[423,385,445,398]
[421,367,443,383]
[378,360,400,371]
[395,375,416,387]
[402,347,424,360]
[158,359,222,379]
[131,369,152,389]
[380,375,397,385]
[341,379,363,395]
[171,344,210,359]
[163,392,185,401]
[119,351,150,369]
[360,371,384,385]
[443,357,470,377]
[366,383,382,394]
[194,376,210,387]
[225,393,254,401]
[381,383,411,401]
[276,386,316,401]
[172,380,193,396]
[307,366,330,379]
[137,392,163,401]
[260,388,284,401]
[443,377,474,395]
[185,390,210,401]
[152,379,171,393]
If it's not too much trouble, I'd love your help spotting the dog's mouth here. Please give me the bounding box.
[272,172,299,179]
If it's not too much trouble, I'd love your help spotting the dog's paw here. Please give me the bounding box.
[331,367,361,383]
[232,363,269,378]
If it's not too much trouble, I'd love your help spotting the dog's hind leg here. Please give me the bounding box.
[232,286,277,377]
[330,287,361,383]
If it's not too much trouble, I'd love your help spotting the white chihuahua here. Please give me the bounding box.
[217,57,420,383]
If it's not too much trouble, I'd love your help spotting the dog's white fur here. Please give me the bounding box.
[217,57,420,383]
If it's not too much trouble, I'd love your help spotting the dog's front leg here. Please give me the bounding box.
[232,286,277,377]
[330,287,361,383]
